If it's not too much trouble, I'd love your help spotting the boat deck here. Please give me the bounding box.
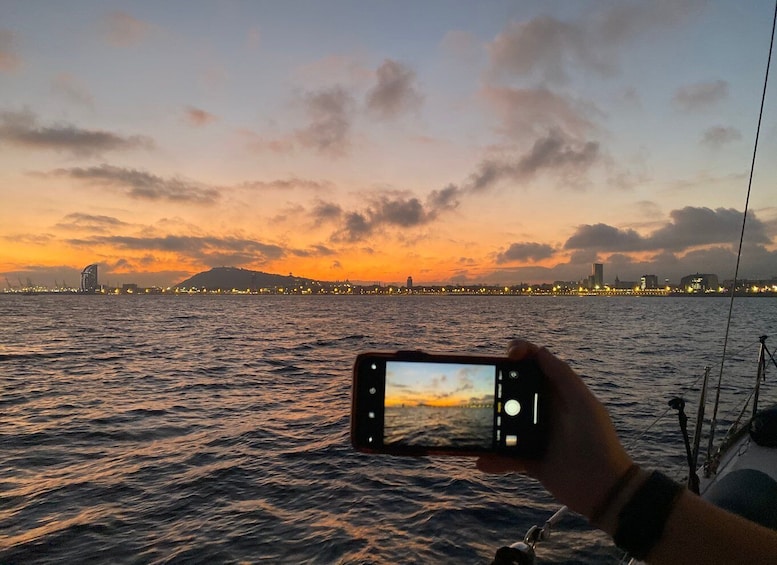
[699,433,777,496]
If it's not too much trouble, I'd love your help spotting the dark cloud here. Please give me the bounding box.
[292,244,336,257]
[487,2,703,83]
[66,234,285,266]
[51,164,219,204]
[482,86,599,139]
[328,130,600,243]
[701,125,741,148]
[564,207,770,253]
[374,196,426,227]
[672,246,734,275]
[465,130,600,192]
[673,80,729,111]
[103,11,152,47]
[296,87,354,157]
[567,248,599,265]
[515,130,599,179]
[564,223,646,252]
[467,160,505,193]
[649,206,769,250]
[496,242,556,264]
[184,106,217,126]
[426,184,461,212]
[340,212,372,242]
[0,110,152,156]
[333,194,446,242]
[366,59,423,119]
[241,178,334,191]
[0,29,21,71]
[55,213,130,233]
[311,201,343,221]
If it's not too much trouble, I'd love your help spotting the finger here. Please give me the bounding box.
[507,341,586,398]
[506,339,540,359]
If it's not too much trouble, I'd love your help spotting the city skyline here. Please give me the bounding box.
[2,2,777,288]
[7,262,776,295]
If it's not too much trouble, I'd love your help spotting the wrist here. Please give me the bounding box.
[589,464,650,535]
[613,471,684,559]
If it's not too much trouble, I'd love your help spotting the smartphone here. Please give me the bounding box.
[351,350,547,457]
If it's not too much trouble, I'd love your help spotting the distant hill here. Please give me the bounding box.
[175,267,322,290]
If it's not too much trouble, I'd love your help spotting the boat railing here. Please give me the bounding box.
[702,335,775,479]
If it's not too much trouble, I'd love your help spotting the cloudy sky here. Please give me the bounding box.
[1,1,776,288]
[385,361,494,407]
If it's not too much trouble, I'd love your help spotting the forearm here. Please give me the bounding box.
[646,489,777,565]
[593,467,777,564]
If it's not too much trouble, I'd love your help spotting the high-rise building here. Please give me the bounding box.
[80,264,98,292]
[407,276,413,290]
[593,263,604,288]
[641,274,659,290]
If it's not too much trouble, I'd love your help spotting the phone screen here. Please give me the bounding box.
[384,360,496,449]
[351,352,546,457]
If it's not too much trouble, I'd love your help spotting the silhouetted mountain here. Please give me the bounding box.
[175,267,321,290]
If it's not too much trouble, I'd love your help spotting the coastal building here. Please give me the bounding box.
[80,264,98,292]
[680,273,719,292]
[641,274,659,290]
[122,284,139,294]
[613,276,637,290]
[585,263,604,289]
[593,263,603,289]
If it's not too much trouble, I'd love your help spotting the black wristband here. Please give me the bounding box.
[613,471,683,560]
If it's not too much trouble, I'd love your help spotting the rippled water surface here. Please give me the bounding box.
[2,295,776,564]
[384,406,493,448]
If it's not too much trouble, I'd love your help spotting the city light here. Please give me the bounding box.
[4,262,777,297]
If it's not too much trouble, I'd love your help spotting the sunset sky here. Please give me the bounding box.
[1,1,776,289]
[385,361,494,408]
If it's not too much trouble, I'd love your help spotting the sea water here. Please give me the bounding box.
[2,294,776,564]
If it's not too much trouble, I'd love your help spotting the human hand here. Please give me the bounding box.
[477,339,634,522]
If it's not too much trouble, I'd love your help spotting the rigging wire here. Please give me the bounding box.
[624,370,706,449]
[717,340,777,435]
[624,338,762,450]
[706,0,777,463]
